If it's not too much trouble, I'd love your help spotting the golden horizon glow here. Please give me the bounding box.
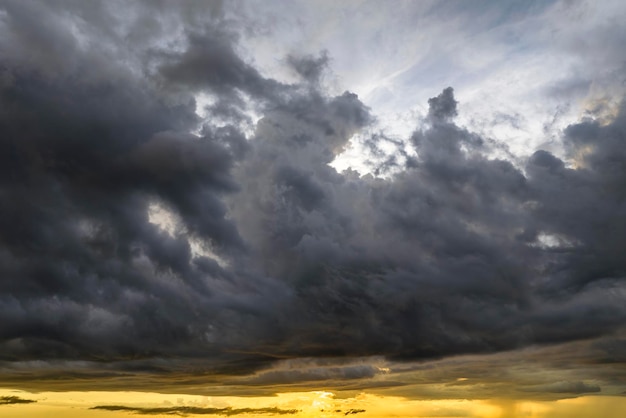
[2,388,626,418]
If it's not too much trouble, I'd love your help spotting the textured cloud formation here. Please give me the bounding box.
[0,0,625,393]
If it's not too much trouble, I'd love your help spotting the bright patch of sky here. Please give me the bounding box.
[223,0,626,174]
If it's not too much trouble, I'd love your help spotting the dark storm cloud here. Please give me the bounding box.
[221,80,625,370]
[0,0,625,390]
[524,103,626,295]
[0,0,279,367]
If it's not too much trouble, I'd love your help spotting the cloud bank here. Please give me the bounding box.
[0,0,625,394]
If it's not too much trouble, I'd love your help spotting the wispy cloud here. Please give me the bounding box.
[90,405,299,416]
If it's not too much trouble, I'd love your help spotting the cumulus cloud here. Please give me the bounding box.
[0,0,625,395]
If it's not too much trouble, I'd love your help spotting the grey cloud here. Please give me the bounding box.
[1,336,624,400]
[521,381,601,394]
[524,102,626,294]
[224,82,622,368]
[159,30,281,99]
[236,363,382,386]
[366,335,625,401]
[0,0,274,367]
[287,51,330,84]
[427,86,458,122]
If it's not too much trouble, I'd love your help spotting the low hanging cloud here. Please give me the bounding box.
[0,395,36,405]
[90,405,299,416]
[521,381,601,395]
[0,0,625,388]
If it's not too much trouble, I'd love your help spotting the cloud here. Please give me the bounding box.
[521,381,601,394]
[90,405,299,416]
[235,361,383,386]
[0,395,36,405]
[343,409,366,415]
[427,87,458,122]
[287,51,330,84]
[0,0,625,395]
[159,29,286,107]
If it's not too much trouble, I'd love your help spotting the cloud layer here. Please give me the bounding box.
[0,0,625,395]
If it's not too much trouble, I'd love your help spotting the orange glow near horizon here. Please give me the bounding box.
[2,388,626,418]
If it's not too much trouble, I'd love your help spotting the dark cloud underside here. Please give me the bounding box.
[0,0,625,388]
[0,395,36,405]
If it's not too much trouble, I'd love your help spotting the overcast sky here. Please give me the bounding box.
[1,1,626,417]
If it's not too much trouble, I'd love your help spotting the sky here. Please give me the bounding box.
[0,0,626,417]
